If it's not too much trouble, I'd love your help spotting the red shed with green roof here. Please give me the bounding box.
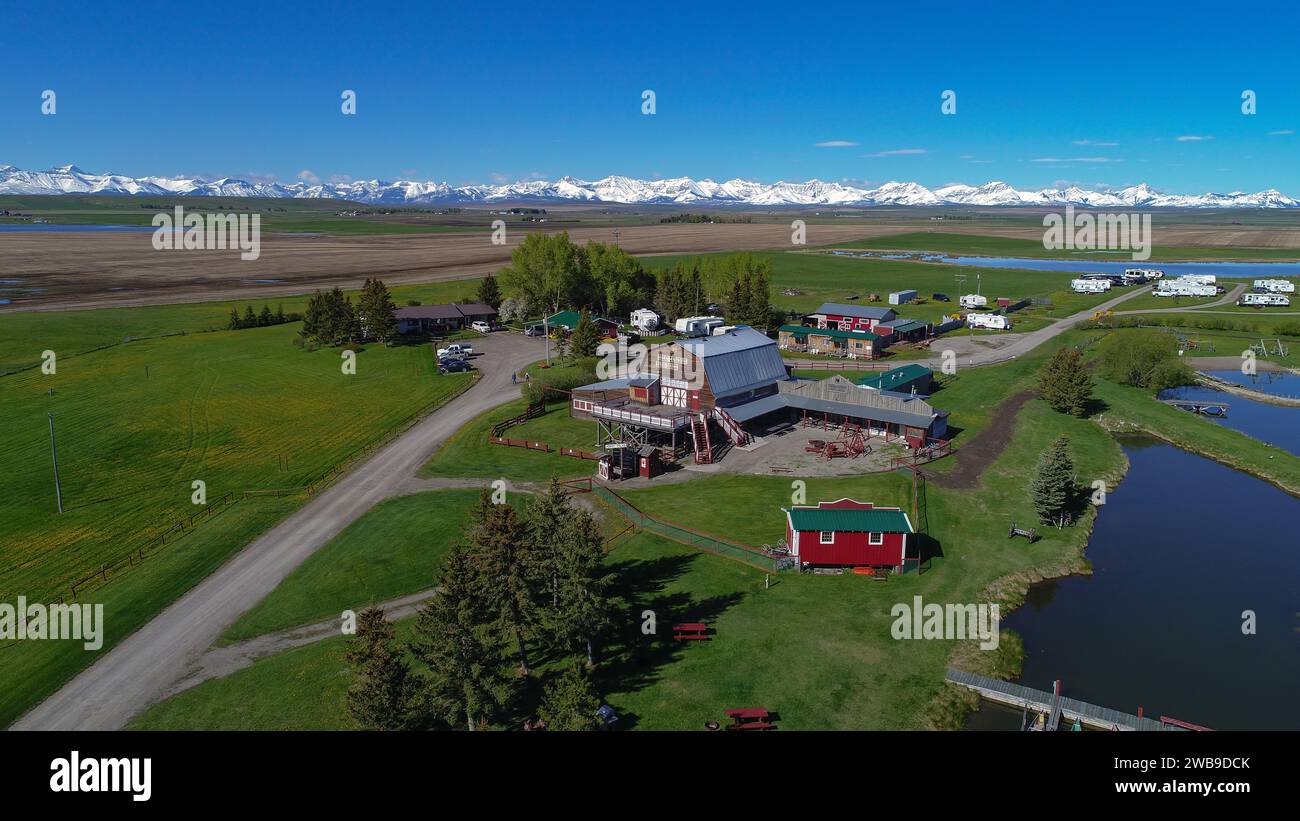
[783,499,913,570]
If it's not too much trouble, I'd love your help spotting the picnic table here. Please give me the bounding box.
[673,622,709,641]
[724,707,774,730]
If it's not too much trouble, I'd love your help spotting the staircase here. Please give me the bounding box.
[691,413,713,464]
[711,407,751,447]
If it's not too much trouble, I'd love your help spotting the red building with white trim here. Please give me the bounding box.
[783,499,913,571]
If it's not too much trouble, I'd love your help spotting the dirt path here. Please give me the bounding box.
[161,588,440,700]
[923,391,1035,489]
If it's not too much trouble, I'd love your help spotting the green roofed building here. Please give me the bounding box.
[782,499,914,571]
[856,364,933,396]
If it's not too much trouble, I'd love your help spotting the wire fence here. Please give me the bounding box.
[593,484,778,572]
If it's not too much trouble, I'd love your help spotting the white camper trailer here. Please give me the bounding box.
[1239,292,1292,307]
[630,308,661,333]
[1072,278,1111,294]
[1155,278,1217,297]
[1177,274,1216,286]
[1253,279,1296,294]
[673,315,724,337]
[959,294,988,309]
[966,312,1010,330]
[1125,268,1163,281]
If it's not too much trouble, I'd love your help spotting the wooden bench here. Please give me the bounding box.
[673,623,709,641]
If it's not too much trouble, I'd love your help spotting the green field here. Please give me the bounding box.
[831,231,1300,262]
[641,249,1117,326]
[0,302,475,727]
[222,489,524,643]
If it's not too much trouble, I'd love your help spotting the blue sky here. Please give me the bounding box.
[4,0,1300,193]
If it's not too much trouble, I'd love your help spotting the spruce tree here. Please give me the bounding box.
[243,305,257,329]
[410,545,513,731]
[359,278,397,343]
[471,501,538,674]
[476,273,503,310]
[1031,434,1076,527]
[259,304,274,327]
[568,310,602,358]
[538,660,602,731]
[1037,346,1094,416]
[228,308,241,330]
[553,507,617,666]
[344,607,418,730]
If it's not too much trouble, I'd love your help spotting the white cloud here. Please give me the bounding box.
[296,169,320,185]
[1268,129,1294,136]
[328,174,352,184]
[1072,139,1118,147]
[1176,135,1213,142]
[860,148,928,158]
[490,172,511,183]
[1031,157,1119,164]
[815,140,859,148]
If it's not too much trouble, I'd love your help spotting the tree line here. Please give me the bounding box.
[345,482,618,731]
[227,304,297,330]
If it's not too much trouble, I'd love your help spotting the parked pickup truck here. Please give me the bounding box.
[436,343,474,359]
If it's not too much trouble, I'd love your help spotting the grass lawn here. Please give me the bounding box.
[420,396,595,483]
[222,489,527,643]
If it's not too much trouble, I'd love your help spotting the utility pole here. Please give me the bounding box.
[48,412,63,513]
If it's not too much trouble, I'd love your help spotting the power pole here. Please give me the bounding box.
[48,412,63,513]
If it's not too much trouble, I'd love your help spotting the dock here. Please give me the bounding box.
[1160,398,1228,416]
[946,669,1188,731]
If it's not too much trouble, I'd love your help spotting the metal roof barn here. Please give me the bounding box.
[673,328,789,399]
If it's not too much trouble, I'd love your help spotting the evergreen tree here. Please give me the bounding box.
[1031,434,1076,528]
[1037,346,1095,416]
[259,304,274,327]
[552,507,617,666]
[276,303,286,324]
[471,501,537,674]
[302,290,325,340]
[243,305,257,329]
[410,545,513,731]
[476,273,503,310]
[344,607,418,730]
[228,308,241,330]
[538,660,602,731]
[525,480,573,615]
[568,310,602,358]
[359,278,397,343]
[655,260,702,322]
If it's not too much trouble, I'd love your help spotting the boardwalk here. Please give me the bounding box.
[946,669,1180,731]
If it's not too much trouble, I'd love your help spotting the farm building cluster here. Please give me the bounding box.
[777,303,934,360]
[569,326,949,479]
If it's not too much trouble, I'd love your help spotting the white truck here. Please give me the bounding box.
[1253,279,1296,294]
[1072,278,1111,293]
[959,294,988,310]
[1239,292,1292,307]
[966,312,1010,330]
[436,343,473,360]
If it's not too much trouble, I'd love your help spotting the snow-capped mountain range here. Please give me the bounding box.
[2,164,1297,209]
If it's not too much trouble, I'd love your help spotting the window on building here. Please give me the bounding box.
[869,532,884,545]
[819,531,835,544]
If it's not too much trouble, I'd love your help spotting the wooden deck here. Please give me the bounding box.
[946,669,1180,731]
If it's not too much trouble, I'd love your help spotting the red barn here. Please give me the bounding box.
[783,499,913,571]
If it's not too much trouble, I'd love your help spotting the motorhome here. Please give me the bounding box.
[1072,278,1111,294]
[959,294,988,309]
[1239,292,1292,307]
[966,313,1010,330]
[1253,279,1296,294]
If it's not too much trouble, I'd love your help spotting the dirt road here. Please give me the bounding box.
[11,332,544,730]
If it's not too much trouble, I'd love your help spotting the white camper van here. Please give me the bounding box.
[959,294,988,309]
[966,313,1010,330]
[1239,292,1292,307]
[1072,278,1111,294]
